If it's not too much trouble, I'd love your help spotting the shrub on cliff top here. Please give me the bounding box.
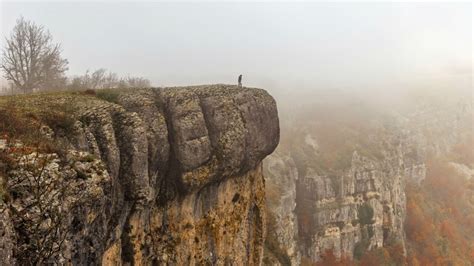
[38,104,76,136]
[96,89,120,104]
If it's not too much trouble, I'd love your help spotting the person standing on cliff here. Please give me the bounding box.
[238,74,242,87]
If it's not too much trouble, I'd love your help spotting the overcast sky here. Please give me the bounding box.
[0,2,472,99]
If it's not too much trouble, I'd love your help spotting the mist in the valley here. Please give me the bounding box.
[1,2,471,112]
[1,2,473,264]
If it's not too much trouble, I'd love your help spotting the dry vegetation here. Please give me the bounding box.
[405,137,474,266]
[0,91,108,263]
[0,92,84,150]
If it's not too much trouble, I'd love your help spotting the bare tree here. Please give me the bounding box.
[68,69,151,90]
[1,17,68,93]
[119,76,151,88]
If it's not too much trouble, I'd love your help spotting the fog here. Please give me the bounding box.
[0,2,472,104]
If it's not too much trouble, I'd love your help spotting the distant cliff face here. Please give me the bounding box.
[294,143,417,262]
[262,100,472,265]
[0,85,280,265]
[264,131,423,264]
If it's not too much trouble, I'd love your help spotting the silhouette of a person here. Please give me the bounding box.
[238,74,242,87]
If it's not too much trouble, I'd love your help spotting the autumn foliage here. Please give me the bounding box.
[314,249,353,266]
[405,146,474,265]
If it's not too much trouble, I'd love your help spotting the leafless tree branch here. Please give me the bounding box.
[1,17,68,93]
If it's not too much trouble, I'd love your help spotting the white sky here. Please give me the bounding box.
[0,1,472,99]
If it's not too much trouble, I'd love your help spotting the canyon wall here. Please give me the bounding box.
[264,130,424,264]
[263,101,472,264]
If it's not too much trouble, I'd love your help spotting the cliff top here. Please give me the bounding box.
[0,85,280,193]
[0,84,270,112]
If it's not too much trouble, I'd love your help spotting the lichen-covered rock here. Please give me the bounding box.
[0,85,280,265]
[154,85,279,191]
[0,148,111,265]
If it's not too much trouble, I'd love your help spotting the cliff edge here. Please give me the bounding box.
[0,85,279,265]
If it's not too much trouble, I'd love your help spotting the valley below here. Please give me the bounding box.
[263,95,473,265]
[0,86,472,265]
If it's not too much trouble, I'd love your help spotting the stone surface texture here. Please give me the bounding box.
[0,85,279,265]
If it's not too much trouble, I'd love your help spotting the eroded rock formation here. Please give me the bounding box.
[0,85,279,265]
[264,131,423,264]
[262,100,472,264]
[295,146,415,262]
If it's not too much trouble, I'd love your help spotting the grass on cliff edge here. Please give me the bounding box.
[0,91,98,203]
[0,90,123,143]
[1,93,73,147]
[0,89,130,165]
[0,91,105,153]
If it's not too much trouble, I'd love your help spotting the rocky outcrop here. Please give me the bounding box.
[0,85,279,265]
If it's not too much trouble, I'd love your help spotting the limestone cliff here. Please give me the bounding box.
[294,141,415,262]
[0,85,280,265]
[262,100,471,264]
[264,129,422,264]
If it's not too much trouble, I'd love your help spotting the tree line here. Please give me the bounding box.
[1,17,151,94]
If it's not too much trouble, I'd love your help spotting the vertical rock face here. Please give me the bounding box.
[263,101,472,264]
[296,147,413,261]
[261,117,423,264]
[263,129,427,263]
[262,123,417,263]
[263,152,300,265]
[0,85,280,265]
